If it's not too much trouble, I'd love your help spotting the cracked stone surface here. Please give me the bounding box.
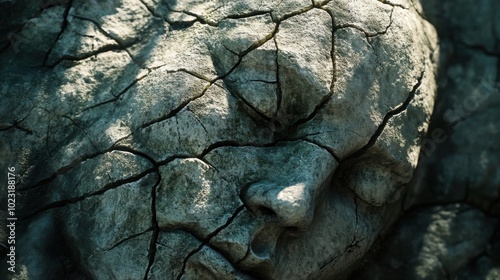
[0,0,499,279]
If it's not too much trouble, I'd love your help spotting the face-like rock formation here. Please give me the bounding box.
[0,0,438,279]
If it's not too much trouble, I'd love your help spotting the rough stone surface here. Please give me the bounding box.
[354,0,500,278]
[0,0,498,279]
[353,204,497,279]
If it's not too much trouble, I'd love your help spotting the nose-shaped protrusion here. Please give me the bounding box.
[243,182,315,232]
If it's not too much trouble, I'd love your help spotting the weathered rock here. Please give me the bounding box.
[2,0,499,279]
[295,2,437,159]
[353,204,497,279]
[62,173,157,279]
[24,150,155,215]
[351,0,500,277]
[406,47,500,215]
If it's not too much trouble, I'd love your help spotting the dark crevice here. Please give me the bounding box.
[156,154,196,167]
[83,69,151,111]
[301,139,340,162]
[41,0,73,67]
[237,25,279,59]
[444,103,500,131]
[46,44,123,68]
[326,8,337,93]
[22,167,157,220]
[144,173,162,280]
[175,68,213,82]
[319,234,369,271]
[166,19,198,31]
[164,3,215,27]
[21,143,157,192]
[312,0,334,7]
[294,128,368,142]
[344,184,380,208]
[410,1,427,20]
[20,151,104,191]
[139,23,280,130]
[275,8,336,136]
[38,0,71,12]
[222,37,278,121]
[175,10,212,26]
[226,11,273,20]
[248,79,277,84]
[196,139,301,159]
[197,138,341,167]
[319,253,342,270]
[223,44,239,56]
[376,0,409,10]
[319,253,343,271]
[112,145,159,167]
[70,16,114,41]
[487,223,500,251]
[161,3,201,29]
[272,4,315,23]
[344,71,425,161]
[83,67,209,113]
[353,197,360,225]
[0,120,33,135]
[176,205,245,280]
[334,7,394,38]
[69,15,143,67]
[0,106,36,134]
[198,140,270,159]
[234,246,252,267]
[139,82,211,130]
[21,128,162,196]
[138,0,163,19]
[230,90,273,122]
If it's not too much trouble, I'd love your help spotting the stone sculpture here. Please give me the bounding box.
[0,0,498,279]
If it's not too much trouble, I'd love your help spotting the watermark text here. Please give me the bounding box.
[6,166,16,273]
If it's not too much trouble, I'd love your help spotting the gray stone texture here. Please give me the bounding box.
[0,0,498,279]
